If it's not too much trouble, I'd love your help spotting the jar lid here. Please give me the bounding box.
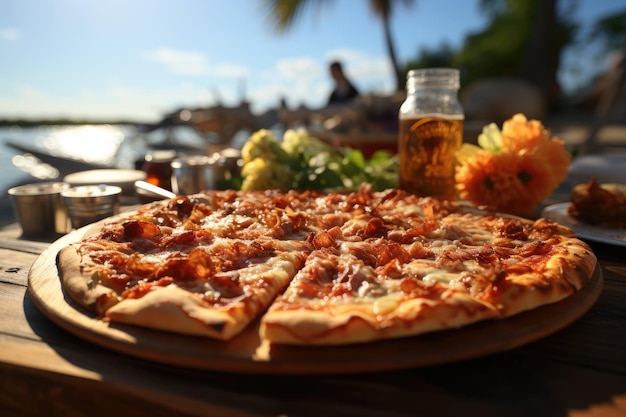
[407,68,460,89]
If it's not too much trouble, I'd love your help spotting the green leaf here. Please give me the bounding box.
[368,150,393,167]
[340,150,366,178]
[240,129,400,191]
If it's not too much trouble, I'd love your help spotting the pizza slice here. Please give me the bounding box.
[462,217,597,318]
[259,239,500,345]
[59,219,310,340]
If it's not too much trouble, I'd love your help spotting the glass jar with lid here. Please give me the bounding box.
[398,68,464,200]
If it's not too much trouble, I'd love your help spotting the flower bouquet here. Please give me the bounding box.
[455,113,571,216]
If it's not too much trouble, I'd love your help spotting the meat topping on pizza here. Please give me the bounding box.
[59,184,597,345]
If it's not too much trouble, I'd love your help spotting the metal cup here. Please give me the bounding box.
[62,185,122,229]
[170,150,242,195]
[8,182,70,237]
[171,155,220,195]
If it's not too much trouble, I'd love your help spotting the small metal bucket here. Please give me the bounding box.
[170,149,242,194]
[8,182,70,237]
[62,185,122,229]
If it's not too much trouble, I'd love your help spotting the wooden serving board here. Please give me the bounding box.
[28,229,604,375]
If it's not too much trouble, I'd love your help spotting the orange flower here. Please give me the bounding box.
[536,136,571,181]
[500,113,548,152]
[455,114,571,216]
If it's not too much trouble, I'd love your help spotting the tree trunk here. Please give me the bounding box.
[381,13,403,91]
[519,0,560,109]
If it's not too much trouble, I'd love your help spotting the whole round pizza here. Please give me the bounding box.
[58,184,597,346]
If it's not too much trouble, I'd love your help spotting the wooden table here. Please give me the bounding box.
[1,218,625,417]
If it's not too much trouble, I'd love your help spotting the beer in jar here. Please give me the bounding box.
[398,68,463,200]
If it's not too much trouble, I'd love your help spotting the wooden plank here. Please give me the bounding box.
[0,284,41,339]
[519,261,626,374]
[519,308,626,374]
[1,344,625,417]
[0,362,262,417]
[0,248,38,286]
[0,237,49,254]
[0,334,100,380]
[598,265,626,312]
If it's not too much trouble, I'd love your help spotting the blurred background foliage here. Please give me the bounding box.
[265,0,625,112]
[406,0,625,110]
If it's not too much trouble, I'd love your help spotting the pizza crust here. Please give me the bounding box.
[494,239,597,318]
[260,293,499,345]
[559,239,598,290]
[58,244,116,311]
[104,286,241,339]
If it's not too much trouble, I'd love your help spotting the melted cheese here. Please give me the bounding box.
[422,270,462,285]
[78,188,579,344]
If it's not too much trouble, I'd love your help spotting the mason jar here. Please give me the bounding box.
[398,68,464,200]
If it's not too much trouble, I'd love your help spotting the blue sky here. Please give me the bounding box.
[1,0,624,123]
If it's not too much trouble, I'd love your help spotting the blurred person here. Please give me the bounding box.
[327,61,360,105]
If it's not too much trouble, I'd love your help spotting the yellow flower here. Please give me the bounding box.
[281,128,334,156]
[241,129,278,164]
[240,155,295,191]
[280,129,304,154]
[240,157,275,190]
[455,113,571,216]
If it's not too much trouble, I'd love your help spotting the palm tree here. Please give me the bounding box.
[262,0,414,91]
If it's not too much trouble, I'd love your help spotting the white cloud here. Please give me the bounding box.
[145,47,210,75]
[212,63,249,78]
[275,56,323,80]
[250,57,326,110]
[144,46,248,78]
[0,27,20,41]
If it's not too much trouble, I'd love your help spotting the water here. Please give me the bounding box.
[0,123,232,193]
[1,125,129,192]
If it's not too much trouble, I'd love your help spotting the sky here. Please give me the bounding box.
[1,0,624,123]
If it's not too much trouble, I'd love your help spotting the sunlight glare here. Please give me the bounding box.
[40,125,125,165]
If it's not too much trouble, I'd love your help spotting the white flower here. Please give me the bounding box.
[477,123,503,153]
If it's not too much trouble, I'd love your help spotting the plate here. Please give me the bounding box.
[542,202,626,247]
[64,169,147,196]
[27,227,603,375]
[566,154,626,185]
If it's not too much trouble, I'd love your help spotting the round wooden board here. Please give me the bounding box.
[28,229,604,375]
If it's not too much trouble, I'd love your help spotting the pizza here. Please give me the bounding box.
[58,184,597,345]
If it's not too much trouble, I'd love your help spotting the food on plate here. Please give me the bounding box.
[59,185,597,345]
[568,178,626,228]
